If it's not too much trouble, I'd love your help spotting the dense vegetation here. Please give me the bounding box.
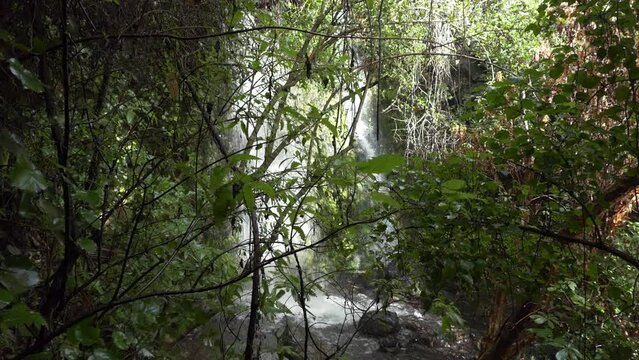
[1,0,639,359]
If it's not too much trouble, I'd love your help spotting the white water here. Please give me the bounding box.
[280,292,426,327]
[352,85,381,160]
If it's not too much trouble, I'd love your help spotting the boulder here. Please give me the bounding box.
[401,314,443,347]
[359,311,400,337]
[377,328,415,353]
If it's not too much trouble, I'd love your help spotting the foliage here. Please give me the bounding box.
[392,0,639,358]
[1,0,639,359]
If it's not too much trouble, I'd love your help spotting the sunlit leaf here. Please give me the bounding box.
[229,153,260,163]
[0,289,13,309]
[138,348,154,358]
[0,255,40,291]
[112,331,129,350]
[358,154,405,174]
[320,118,338,137]
[88,349,112,360]
[441,179,467,191]
[243,184,255,209]
[9,156,47,193]
[252,181,276,199]
[8,58,44,93]
[230,10,243,27]
[370,191,401,208]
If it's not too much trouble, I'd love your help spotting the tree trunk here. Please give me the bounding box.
[477,291,538,360]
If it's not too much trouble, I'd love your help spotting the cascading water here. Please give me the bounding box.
[353,86,380,160]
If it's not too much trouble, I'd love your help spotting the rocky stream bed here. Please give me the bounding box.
[180,287,480,359]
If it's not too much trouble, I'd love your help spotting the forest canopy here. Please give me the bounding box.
[1,0,639,359]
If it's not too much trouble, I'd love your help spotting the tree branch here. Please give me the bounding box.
[30,26,434,59]
[14,211,398,359]
[519,225,639,270]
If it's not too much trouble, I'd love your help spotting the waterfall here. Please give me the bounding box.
[352,86,381,160]
[213,25,412,356]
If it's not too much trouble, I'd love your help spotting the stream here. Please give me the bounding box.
[180,275,478,359]
[258,289,477,360]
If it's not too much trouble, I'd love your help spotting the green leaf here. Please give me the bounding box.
[531,314,547,325]
[586,262,598,279]
[308,106,322,119]
[614,85,630,101]
[0,130,26,155]
[9,156,48,193]
[230,10,243,27]
[485,89,506,107]
[208,165,229,191]
[78,239,97,254]
[0,255,41,291]
[370,192,401,208]
[229,153,260,163]
[8,58,44,93]
[505,107,520,120]
[0,289,13,309]
[494,130,510,141]
[138,348,154,358]
[213,184,234,220]
[442,179,467,191]
[320,118,338,137]
[548,64,564,79]
[68,319,101,346]
[521,99,535,110]
[243,184,255,210]
[574,70,599,89]
[292,226,306,240]
[76,190,101,208]
[608,286,623,301]
[446,191,478,200]
[112,331,129,350]
[556,347,582,360]
[29,37,49,54]
[556,349,569,360]
[0,303,46,329]
[126,110,135,124]
[358,154,405,174]
[570,293,585,306]
[88,349,112,360]
[525,23,541,35]
[252,182,276,199]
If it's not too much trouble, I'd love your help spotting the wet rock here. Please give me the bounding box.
[377,315,441,353]
[359,310,400,337]
[377,328,414,352]
[395,328,416,348]
[378,336,399,352]
[401,314,444,347]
